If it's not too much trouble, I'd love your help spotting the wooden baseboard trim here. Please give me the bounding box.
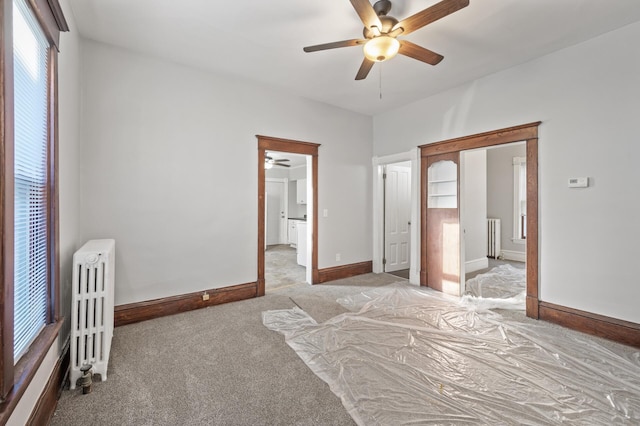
[539,301,640,348]
[114,282,258,327]
[27,339,69,425]
[317,261,372,283]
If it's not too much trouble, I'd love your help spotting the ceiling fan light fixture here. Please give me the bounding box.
[264,161,273,169]
[363,36,400,62]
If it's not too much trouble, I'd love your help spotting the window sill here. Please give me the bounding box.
[0,320,62,424]
[512,238,526,245]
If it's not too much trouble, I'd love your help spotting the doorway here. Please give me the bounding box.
[372,149,420,284]
[419,122,540,319]
[383,161,411,278]
[265,152,308,292]
[460,142,527,303]
[257,135,320,296]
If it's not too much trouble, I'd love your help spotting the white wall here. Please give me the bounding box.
[487,143,526,254]
[461,150,487,272]
[373,22,640,324]
[8,0,82,423]
[79,40,373,305]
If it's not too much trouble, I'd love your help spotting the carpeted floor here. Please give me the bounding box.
[50,262,639,425]
[51,272,405,425]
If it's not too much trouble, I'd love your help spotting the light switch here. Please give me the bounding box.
[568,177,589,188]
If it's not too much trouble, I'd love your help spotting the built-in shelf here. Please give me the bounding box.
[427,160,458,209]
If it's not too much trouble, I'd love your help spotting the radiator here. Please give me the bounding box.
[69,239,115,390]
[487,218,501,259]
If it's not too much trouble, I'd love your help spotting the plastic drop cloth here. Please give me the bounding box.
[263,285,640,425]
[462,264,527,310]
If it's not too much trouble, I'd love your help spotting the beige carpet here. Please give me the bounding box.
[51,273,404,425]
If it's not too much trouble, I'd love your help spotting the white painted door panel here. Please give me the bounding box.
[385,164,411,272]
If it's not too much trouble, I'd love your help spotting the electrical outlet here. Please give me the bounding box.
[202,293,210,301]
[336,253,341,261]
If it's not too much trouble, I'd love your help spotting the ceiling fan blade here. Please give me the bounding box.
[303,39,365,53]
[274,159,290,162]
[398,40,444,65]
[355,58,375,80]
[349,0,382,31]
[275,163,291,168]
[393,0,469,36]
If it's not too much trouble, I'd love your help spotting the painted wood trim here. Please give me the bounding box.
[539,302,640,348]
[525,137,539,319]
[0,0,16,399]
[114,282,257,327]
[0,321,61,424]
[257,135,320,287]
[501,250,526,262]
[27,338,69,425]
[419,122,541,156]
[317,261,373,283]
[311,153,319,283]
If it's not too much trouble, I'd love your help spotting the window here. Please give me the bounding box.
[0,0,67,417]
[13,0,52,364]
[512,157,526,242]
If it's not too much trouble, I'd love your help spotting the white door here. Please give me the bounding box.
[384,163,411,272]
[266,181,285,245]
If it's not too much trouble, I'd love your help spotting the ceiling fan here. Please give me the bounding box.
[265,155,290,169]
[303,0,469,80]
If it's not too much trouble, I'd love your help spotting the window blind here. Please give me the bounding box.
[13,0,51,363]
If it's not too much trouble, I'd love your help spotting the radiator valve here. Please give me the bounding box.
[79,364,93,394]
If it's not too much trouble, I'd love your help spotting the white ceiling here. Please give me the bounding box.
[68,0,640,116]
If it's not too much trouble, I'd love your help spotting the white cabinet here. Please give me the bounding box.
[296,179,307,204]
[297,222,307,267]
[288,219,298,247]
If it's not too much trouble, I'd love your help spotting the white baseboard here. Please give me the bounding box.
[465,257,489,273]
[501,250,526,262]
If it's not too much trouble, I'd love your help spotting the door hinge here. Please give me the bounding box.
[383,173,387,179]
[382,258,386,265]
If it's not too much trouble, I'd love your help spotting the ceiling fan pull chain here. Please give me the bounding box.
[379,64,383,100]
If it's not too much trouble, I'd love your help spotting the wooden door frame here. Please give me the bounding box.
[419,122,541,319]
[257,135,320,296]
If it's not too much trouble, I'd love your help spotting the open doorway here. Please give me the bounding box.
[257,135,320,296]
[265,151,309,292]
[372,149,420,284]
[460,142,527,307]
[419,122,540,319]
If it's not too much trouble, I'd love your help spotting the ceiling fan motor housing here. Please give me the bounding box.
[363,15,399,38]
